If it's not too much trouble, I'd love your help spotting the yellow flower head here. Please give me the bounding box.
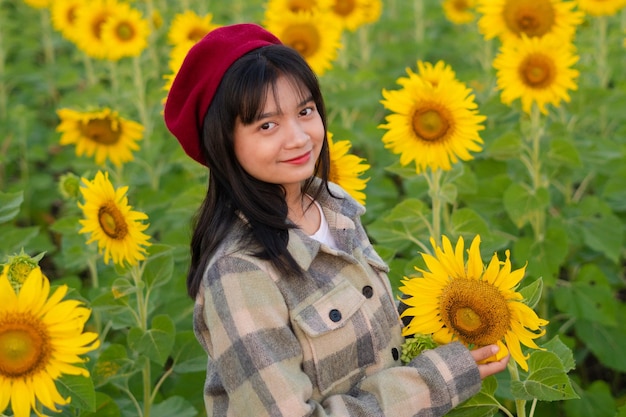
[73,0,127,60]
[100,5,150,60]
[326,131,370,205]
[443,0,477,24]
[78,171,151,267]
[0,268,99,417]
[167,11,220,47]
[50,0,82,42]
[477,0,584,43]
[265,0,334,14]
[264,10,343,76]
[493,34,579,114]
[379,62,485,174]
[56,107,144,167]
[0,251,45,293]
[577,0,626,16]
[329,0,378,31]
[399,235,549,371]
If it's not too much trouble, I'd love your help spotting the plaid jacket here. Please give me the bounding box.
[193,181,482,416]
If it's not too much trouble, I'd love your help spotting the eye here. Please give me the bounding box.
[300,106,315,117]
[260,121,276,130]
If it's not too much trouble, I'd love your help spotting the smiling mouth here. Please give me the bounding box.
[284,151,311,164]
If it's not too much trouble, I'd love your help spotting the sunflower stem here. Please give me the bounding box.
[526,105,546,241]
[507,360,527,417]
[595,15,609,137]
[82,53,98,87]
[108,60,120,103]
[133,55,151,139]
[40,8,55,66]
[413,0,425,43]
[357,25,372,63]
[426,168,443,246]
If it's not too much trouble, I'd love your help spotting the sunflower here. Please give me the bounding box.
[167,11,220,48]
[361,0,383,24]
[493,34,579,114]
[0,251,45,292]
[264,10,342,76]
[50,0,82,42]
[100,5,150,60]
[577,0,626,16]
[73,0,127,59]
[22,0,49,8]
[264,0,334,14]
[399,235,548,371]
[162,40,195,104]
[399,60,462,89]
[477,0,584,43]
[56,107,144,166]
[443,0,477,24]
[78,171,151,266]
[379,64,485,173]
[0,267,100,417]
[328,0,374,31]
[326,132,370,205]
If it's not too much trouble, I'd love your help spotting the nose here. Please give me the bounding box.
[285,119,309,148]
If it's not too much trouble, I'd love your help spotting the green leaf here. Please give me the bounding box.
[143,248,174,290]
[542,336,576,373]
[449,208,489,237]
[172,331,208,374]
[575,313,626,372]
[0,224,39,257]
[446,376,500,417]
[511,350,578,401]
[547,138,582,168]
[151,396,198,417]
[513,223,569,285]
[56,374,96,413]
[486,131,523,161]
[127,314,176,365]
[503,183,550,229]
[601,164,626,211]
[519,277,543,310]
[553,264,618,326]
[91,344,137,387]
[79,392,121,417]
[0,190,24,223]
[563,380,617,417]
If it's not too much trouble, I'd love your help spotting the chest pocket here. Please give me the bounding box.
[293,280,376,395]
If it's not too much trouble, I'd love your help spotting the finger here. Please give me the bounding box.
[478,355,510,379]
[470,344,500,362]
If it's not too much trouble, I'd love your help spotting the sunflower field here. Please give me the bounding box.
[1,0,625,416]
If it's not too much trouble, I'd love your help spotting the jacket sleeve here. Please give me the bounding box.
[198,256,482,417]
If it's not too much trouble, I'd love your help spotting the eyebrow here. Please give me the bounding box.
[256,95,314,120]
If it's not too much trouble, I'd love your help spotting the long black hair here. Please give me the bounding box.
[187,44,333,299]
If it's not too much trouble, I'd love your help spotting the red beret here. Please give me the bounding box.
[164,23,282,166]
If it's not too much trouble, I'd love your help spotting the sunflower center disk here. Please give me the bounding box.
[439,279,511,346]
[521,54,554,88]
[0,321,48,377]
[503,0,555,38]
[283,25,320,57]
[412,108,449,141]
[98,203,129,239]
[116,22,136,41]
[453,0,469,11]
[81,118,121,145]
[333,0,356,16]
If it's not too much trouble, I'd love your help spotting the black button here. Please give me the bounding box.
[329,309,342,322]
[362,285,373,298]
[391,347,399,361]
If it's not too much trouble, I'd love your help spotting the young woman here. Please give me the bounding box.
[164,23,508,417]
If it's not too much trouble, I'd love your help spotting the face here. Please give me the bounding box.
[233,76,325,197]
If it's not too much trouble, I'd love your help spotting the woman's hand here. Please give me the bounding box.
[470,345,510,379]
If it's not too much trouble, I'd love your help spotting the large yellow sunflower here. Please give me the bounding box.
[50,0,82,42]
[0,267,100,417]
[78,171,151,266]
[399,60,462,89]
[577,0,626,16]
[167,11,220,48]
[56,108,144,166]
[328,0,373,31]
[443,0,477,24]
[264,0,334,14]
[379,65,485,173]
[493,34,579,114]
[73,0,126,60]
[399,235,548,371]
[477,0,584,43]
[265,10,342,76]
[100,5,150,60]
[326,132,370,205]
